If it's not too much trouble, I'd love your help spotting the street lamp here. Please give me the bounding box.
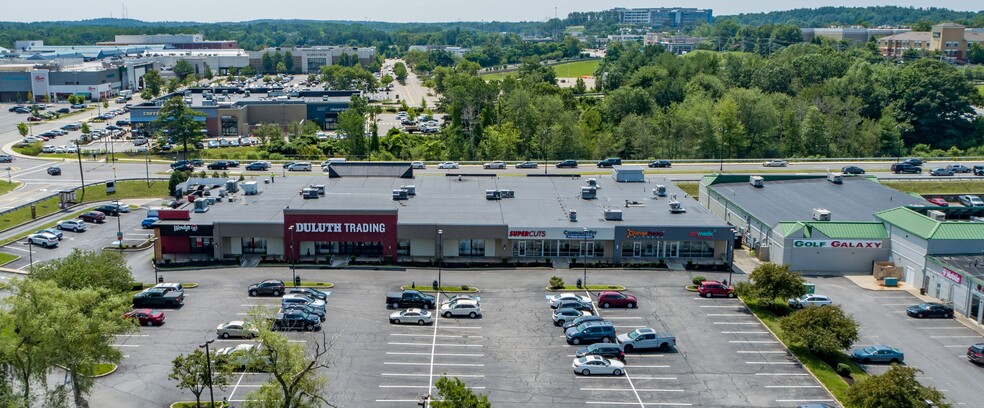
[151,237,160,284]
[198,339,215,408]
[26,236,33,271]
[582,227,588,289]
[115,200,123,250]
[437,229,443,294]
[289,225,296,286]
[75,140,85,198]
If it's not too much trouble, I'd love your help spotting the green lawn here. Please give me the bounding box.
[551,59,601,78]
[171,402,223,408]
[676,182,699,197]
[0,252,19,265]
[0,181,19,197]
[978,84,984,99]
[881,180,984,195]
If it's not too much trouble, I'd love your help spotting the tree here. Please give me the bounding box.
[429,376,491,408]
[168,170,190,197]
[29,249,133,293]
[166,77,183,93]
[141,70,164,100]
[845,365,949,408]
[80,122,91,135]
[203,63,214,80]
[276,62,287,74]
[573,77,587,94]
[170,349,233,408]
[173,60,195,82]
[393,62,408,83]
[283,51,294,73]
[779,304,860,359]
[154,97,205,160]
[253,123,285,145]
[737,263,807,308]
[17,123,28,138]
[102,99,109,110]
[890,58,981,149]
[261,51,274,73]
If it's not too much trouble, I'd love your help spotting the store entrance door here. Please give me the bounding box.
[580,241,595,257]
[517,241,526,257]
[632,242,642,257]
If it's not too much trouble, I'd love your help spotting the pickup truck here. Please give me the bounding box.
[386,290,436,309]
[133,288,184,308]
[617,327,676,352]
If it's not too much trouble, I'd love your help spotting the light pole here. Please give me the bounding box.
[115,200,123,251]
[151,237,160,284]
[26,237,33,271]
[582,227,588,288]
[198,339,215,408]
[289,225,296,286]
[437,229,443,293]
[76,140,85,198]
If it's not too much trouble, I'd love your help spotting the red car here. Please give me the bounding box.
[79,211,106,223]
[697,280,735,298]
[597,291,638,308]
[927,198,949,207]
[124,308,165,326]
[27,116,43,122]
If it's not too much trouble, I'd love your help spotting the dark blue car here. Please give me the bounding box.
[141,217,158,229]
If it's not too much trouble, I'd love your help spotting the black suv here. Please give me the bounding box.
[281,304,326,321]
[556,160,578,168]
[555,299,593,312]
[207,161,229,170]
[575,343,625,361]
[890,163,922,174]
[94,204,120,216]
[248,280,286,297]
[272,310,321,331]
[565,321,617,345]
[974,165,984,176]
[597,158,622,168]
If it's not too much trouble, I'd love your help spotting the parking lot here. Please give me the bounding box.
[80,268,839,408]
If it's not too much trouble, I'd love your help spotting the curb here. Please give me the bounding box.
[401,285,479,293]
[544,285,626,292]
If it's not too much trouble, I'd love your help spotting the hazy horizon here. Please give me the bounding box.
[2,1,981,24]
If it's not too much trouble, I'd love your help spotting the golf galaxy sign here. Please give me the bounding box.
[792,240,883,249]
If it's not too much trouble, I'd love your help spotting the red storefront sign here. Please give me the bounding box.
[941,268,963,285]
[283,212,398,258]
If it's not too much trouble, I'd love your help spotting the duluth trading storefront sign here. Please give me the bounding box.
[292,222,386,233]
[792,240,883,248]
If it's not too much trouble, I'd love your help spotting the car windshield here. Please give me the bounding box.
[628,330,642,340]
[575,357,589,364]
[862,346,877,354]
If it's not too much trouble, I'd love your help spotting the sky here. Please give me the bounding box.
[3,1,981,23]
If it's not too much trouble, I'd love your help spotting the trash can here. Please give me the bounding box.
[294,276,301,286]
[804,283,815,294]
[576,279,582,289]
[432,280,439,291]
[158,276,164,284]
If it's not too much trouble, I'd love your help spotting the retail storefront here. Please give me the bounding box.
[507,228,614,259]
[614,226,733,263]
[768,222,891,273]
[924,257,984,325]
[284,209,399,260]
[157,224,215,258]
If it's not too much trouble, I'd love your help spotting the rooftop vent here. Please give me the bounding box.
[669,201,686,213]
[604,209,623,221]
[812,208,831,221]
[569,209,577,222]
[486,190,501,200]
[654,185,667,197]
[392,189,408,201]
[581,186,597,200]
[400,185,416,196]
[928,210,946,221]
[586,178,598,187]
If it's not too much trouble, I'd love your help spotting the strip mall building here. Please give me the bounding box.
[153,165,735,267]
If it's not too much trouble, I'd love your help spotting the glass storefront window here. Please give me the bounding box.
[512,240,602,257]
[314,241,383,256]
[241,237,267,254]
[619,241,711,258]
[397,240,410,256]
[458,240,485,256]
[220,116,238,136]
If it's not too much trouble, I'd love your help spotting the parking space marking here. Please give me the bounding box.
[755,373,809,376]
[706,313,749,317]
[603,316,643,320]
[384,362,485,367]
[386,352,483,357]
[745,361,797,365]
[586,290,644,408]
[944,345,969,348]
[765,385,822,388]
[712,322,758,325]
[615,325,647,329]
[389,333,482,338]
[114,334,149,337]
[776,399,836,403]
[110,344,140,348]
[577,376,677,380]
[737,350,786,354]
[382,373,484,378]
[375,399,420,403]
[720,331,768,334]
[586,402,693,406]
[729,340,778,344]
[387,342,481,347]
[581,388,684,392]
[930,335,981,338]
[917,327,969,330]
[699,305,738,308]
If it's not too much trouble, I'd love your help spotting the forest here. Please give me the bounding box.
[721,6,984,29]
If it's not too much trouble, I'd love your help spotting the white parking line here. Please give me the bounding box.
[931,336,981,338]
[384,362,485,367]
[587,289,644,408]
[755,373,808,376]
[380,385,486,389]
[729,340,778,344]
[577,376,677,380]
[388,342,481,347]
[776,399,835,403]
[375,399,420,402]
[746,362,796,365]
[706,314,748,317]
[390,334,482,338]
[765,385,822,388]
[721,331,768,334]
[737,351,786,354]
[227,371,248,402]
[917,327,969,330]
[615,325,647,329]
[603,316,644,320]
[586,402,693,406]
[626,365,670,368]
[382,373,484,378]
[944,345,969,348]
[109,344,140,348]
[713,322,758,325]
[700,305,738,308]
[387,352,483,357]
[113,334,149,337]
[581,388,684,392]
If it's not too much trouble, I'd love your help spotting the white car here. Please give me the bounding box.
[56,219,86,232]
[440,299,482,318]
[389,308,433,325]
[411,161,426,169]
[113,203,131,213]
[572,355,625,376]
[216,320,258,339]
[42,145,55,153]
[763,160,788,167]
[288,162,312,171]
[548,293,591,308]
[437,162,459,169]
[65,145,78,153]
[54,146,66,153]
[959,195,984,207]
[22,137,40,144]
[483,161,506,169]
[787,294,833,309]
[28,232,59,248]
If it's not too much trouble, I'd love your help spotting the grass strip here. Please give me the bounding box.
[881,180,984,195]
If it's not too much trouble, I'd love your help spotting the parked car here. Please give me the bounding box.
[141,217,158,228]
[697,280,735,298]
[28,233,59,248]
[890,163,921,174]
[386,290,436,309]
[272,310,321,331]
[440,299,482,318]
[515,161,538,169]
[281,294,326,314]
[617,327,676,352]
[763,160,788,167]
[215,344,270,371]
[281,303,326,321]
[483,161,507,169]
[216,320,258,339]
[548,293,591,308]
[648,160,672,168]
[967,343,984,364]
[207,161,229,170]
[56,219,86,232]
[0,154,12,163]
[851,345,903,364]
[247,279,285,297]
[572,355,625,376]
[46,166,61,176]
[841,165,865,175]
[124,309,165,326]
[959,195,984,207]
[597,158,622,168]
[597,291,637,308]
[555,159,578,168]
[906,302,954,318]
[36,228,62,240]
[132,288,183,308]
[389,308,433,325]
[788,294,833,309]
[169,160,192,169]
[555,299,594,312]
[947,164,972,173]
[437,162,459,169]
[78,211,105,223]
[566,321,617,345]
[575,343,625,362]
[930,168,954,176]
[927,198,949,206]
[442,294,480,305]
[245,162,269,171]
[94,205,120,216]
[562,315,606,331]
[553,307,592,326]
[288,287,329,300]
[410,161,426,169]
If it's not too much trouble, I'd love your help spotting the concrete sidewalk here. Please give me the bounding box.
[845,274,984,338]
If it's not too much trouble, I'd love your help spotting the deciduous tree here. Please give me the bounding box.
[429,376,491,408]
[154,96,206,160]
[737,263,807,308]
[29,249,133,293]
[170,349,233,408]
[845,365,949,408]
[141,70,164,100]
[779,304,860,359]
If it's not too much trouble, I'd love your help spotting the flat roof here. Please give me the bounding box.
[181,92,349,107]
[177,173,726,229]
[708,176,926,227]
[930,255,984,284]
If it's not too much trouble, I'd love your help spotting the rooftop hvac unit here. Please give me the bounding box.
[749,176,764,188]
[655,185,667,197]
[668,201,686,213]
[392,189,408,200]
[301,188,319,199]
[970,216,984,223]
[400,185,416,196]
[812,208,831,221]
[581,186,597,200]
[586,178,598,187]
[500,189,515,198]
[604,209,623,221]
[928,210,946,221]
[225,179,238,193]
[826,173,843,184]
[193,200,209,213]
[486,190,502,200]
[569,209,577,222]
[311,184,326,195]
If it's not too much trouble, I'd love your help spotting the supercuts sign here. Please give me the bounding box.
[507,228,613,240]
[793,240,883,249]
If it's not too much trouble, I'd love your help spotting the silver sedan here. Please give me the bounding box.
[389,308,433,325]
[572,355,625,376]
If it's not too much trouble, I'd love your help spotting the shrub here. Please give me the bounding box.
[460,284,469,291]
[836,363,852,377]
[692,275,706,286]
[549,276,564,289]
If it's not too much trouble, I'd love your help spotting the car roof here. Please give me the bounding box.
[223,320,246,326]
[635,328,655,334]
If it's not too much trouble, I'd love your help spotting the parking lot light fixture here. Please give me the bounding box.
[198,338,216,407]
[438,229,443,295]
[582,227,588,288]
[289,225,296,286]
[26,236,33,270]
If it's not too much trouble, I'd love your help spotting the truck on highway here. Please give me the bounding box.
[385,290,436,309]
[132,288,184,308]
